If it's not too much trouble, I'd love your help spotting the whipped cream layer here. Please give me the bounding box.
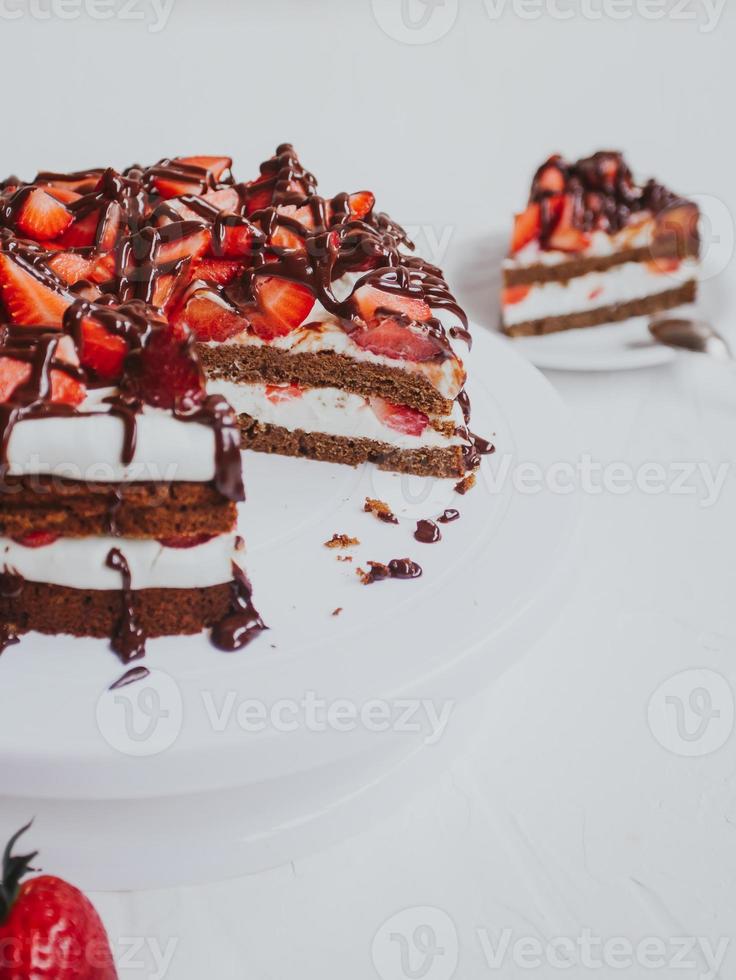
[502,258,699,327]
[504,216,658,269]
[1,534,240,590]
[208,380,465,449]
[202,273,468,402]
[5,389,219,483]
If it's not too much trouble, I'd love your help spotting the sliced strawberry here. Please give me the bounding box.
[175,156,232,181]
[48,251,97,285]
[158,532,216,548]
[55,209,101,248]
[587,285,604,301]
[511,203,541,253]
[501,284,531,306]
[77,319,128,380]
[353,284,432,324]
[0,356,31,402]
[369,397,428,437]
[244,175,274,214]
[179,294,248,342]
[247,277,315,340]
[536,163,565,194]
[265,382,303,404]
[45,186,82,205]
[152,175,204,199]
[12,530,60,548]
[15,189,73,241]
[157,227,210,265]
[90,251,117,283]
[548,195,590,253]
[191,258,244,286]
[211,219,256,259]
[270,225,304,250]
[201,186,242,211]
[0,345,85,406]
[351,314,445,362]
[125,324,206,410]
[0,252,72,326]
[349,191,375,220]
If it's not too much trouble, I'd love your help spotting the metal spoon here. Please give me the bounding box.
[649,317,733,361]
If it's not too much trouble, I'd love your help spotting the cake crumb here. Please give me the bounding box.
[336,555,353,562]
[454,473,476,495]
[332,607,343,617]
[364,497,399,525]
[324,533,360,549]
[357,558,422,585]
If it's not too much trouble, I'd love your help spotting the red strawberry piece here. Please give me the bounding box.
[502,284,532,306]
[0,252,73,326]
[351,314,445,362]
[270,225,304,250]
[548,195,590,253]
[90,251,117,284]
[12,530,60,548]
[587,286,604,301]
[45,186,82,205]
[370,397,429,437]
[211,218,255,259]
[191,258,244,286]
[175,155,232,181]
[348,191,375,220]
[79,319,128,380]
[511,203,541,253]
[247,277,315,340]
[152,175,203,199]
[353,284,432,324]
[48,250,98,285]
[178,293,248,342]
[15,188,73,242]
[244,175,274,214]
[126,324,206,410]
[646,257,681,275]
[0,356,32,403]
[55,209,101,248]
[265,382,303,403]
[157,226,210,265]
[201,186,242,211]
[0,823,118,979]
[536,163,565,194]
[158,533,216,548]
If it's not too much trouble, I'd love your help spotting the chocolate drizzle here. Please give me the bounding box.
[360,558,423,584]
[414,520,441,544]
[109,665,150,690]
[211,563,267,651]
[530,151,687,245]
[105,548,146,663]
[437,508,460,524]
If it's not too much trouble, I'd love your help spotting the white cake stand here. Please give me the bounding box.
[0,327,581,890]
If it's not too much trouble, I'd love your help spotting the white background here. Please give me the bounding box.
[3,1,736,977]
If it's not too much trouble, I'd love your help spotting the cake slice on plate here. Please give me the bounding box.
[0,272,263,659]
[501,151,700,337]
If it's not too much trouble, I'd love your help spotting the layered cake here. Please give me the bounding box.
[0,146,482,656]
[501,151,700,337]
[0,289,264,658]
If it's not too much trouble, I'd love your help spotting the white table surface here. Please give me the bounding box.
[4,2,736,977]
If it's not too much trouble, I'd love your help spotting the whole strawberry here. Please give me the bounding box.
[0,823,118,979]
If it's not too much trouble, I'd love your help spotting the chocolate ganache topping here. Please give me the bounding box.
[528,151,697,249]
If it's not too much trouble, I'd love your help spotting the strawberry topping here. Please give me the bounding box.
[247,277,315,340]
[124,324,206,410]
[15,189,73,241]
[12,530,60,548]
[0,252,73,326]
[351,314,445,362]
[158,533,217,548]
[265,382,303,403]
[370,397,429,437]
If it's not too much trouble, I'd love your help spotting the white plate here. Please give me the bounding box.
[0,328,581,888]
[508,312,685,372]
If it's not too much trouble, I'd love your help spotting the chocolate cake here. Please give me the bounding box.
[0,305,264,659]
[0,146,485,657]
[501,151,700,337]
